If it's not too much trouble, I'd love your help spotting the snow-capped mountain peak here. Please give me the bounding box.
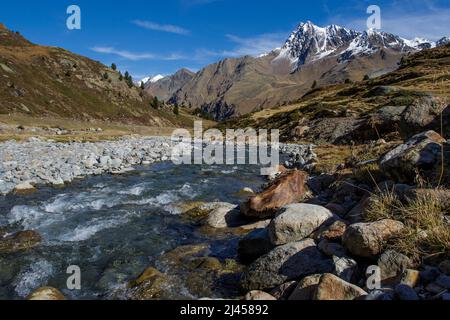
[273,21,442,71]
[138,74,165,86]
[437,36,450,47]
[274,21,360,68]
[150,74,165,83]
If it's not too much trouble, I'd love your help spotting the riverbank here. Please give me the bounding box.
[0,135,315,196]
[0,136,173,196]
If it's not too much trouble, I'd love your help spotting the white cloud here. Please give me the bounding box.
[192,33,287,61]
[91,47,186,61]
[223,33,286,57]
[334,1,450,41]
[132,20,190,35]
[91,47,155,61]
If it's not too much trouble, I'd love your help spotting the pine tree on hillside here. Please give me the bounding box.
[151,96,160,109]
[173,103,179,115]
[111,63,117,71]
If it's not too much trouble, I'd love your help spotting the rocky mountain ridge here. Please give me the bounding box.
[163,21,448,120]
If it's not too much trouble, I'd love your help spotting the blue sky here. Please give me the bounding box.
[1,0,449,80]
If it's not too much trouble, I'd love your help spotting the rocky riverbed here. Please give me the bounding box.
[0,136,173,195]
[1,130,448,301]
[0,136,315,196]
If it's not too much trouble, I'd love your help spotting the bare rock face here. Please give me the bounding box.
[313,273,367,300]
[241,170,309,219]
[399,96,449,139]
[268,204,334,245]
[379,131,446,184]
[0,230,42,254]
[240,239,333,291]
[27,287,65,300]
[342,219,404,258]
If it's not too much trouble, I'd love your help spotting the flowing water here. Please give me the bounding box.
[0,162,268,300]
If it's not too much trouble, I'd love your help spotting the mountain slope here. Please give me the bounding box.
[171,22,445,120]
[0,23,190,127]
[220,44,450,143]
[145,68,195,102]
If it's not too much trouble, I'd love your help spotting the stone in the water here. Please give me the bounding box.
[241,239,333,291]
[288,274,322,301]
[202,202,240,229]
[342,220,404,258]
[244,290,277,300]
[0,230,42,254]
[241,170,309,219]
[313,273,367,300]
[27,287,65,300]
[128,267,168,300]
[268,204,334,245]
[13,181,36,194]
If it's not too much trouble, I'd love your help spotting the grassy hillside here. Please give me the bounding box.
[0,23,194,128]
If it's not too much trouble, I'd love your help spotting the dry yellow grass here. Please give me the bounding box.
[365,189,450,262]
[0,113,215,142]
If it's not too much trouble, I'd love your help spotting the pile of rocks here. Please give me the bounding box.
[280,144,318,170]
[232,129,449,300]
[0,136,172,195]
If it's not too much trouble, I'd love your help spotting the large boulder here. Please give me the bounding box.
[399,96,449,139]
[268,204,334,245]
[378,250,413,281]
[128,267,169,300]
[244,291,277,301]
[379,131,446,184]
[26,287,65,300]
[240,239,333,291]
[313,273,367,300]
[241,170,309,219]
[288,274,322,300]
[202,202,241,228]
[342,220,404,258]
[238,228,275,264]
